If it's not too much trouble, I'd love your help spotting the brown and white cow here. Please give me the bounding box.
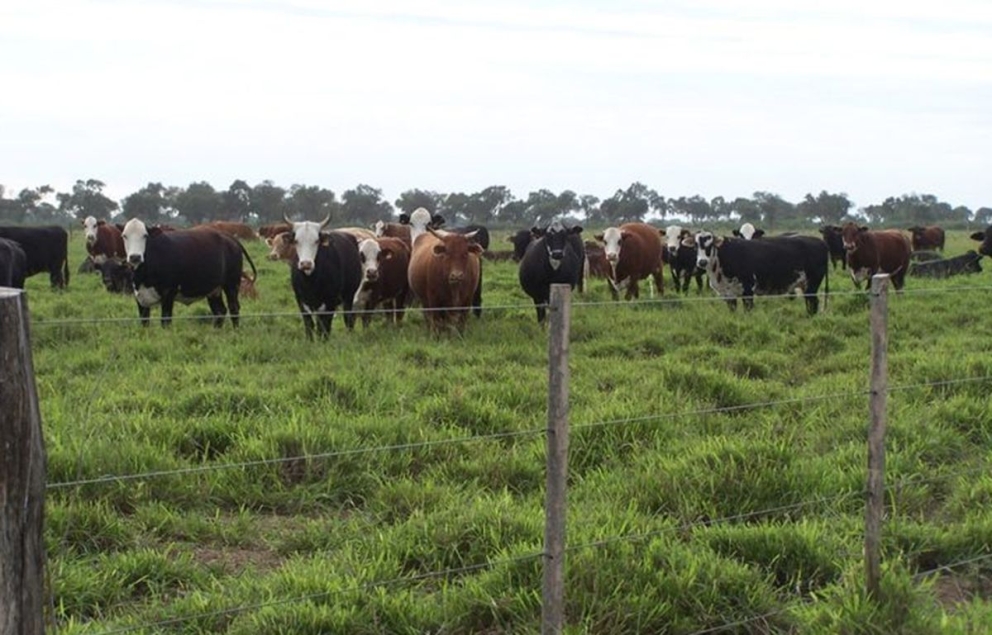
[907,225,945,252]
[82,216,126,263]
[373,220,413,250]
[353,237,411,327]
[841,222,912,290]
[593,222,665,300]
[407,228,483,333]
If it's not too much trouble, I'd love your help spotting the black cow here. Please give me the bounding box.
[93,258,134,294]
[970,226,992,257]
[518,221,585,323]
[509,229,535,262]
[909,251,982,279]
[280,216,362,339]
[819,225,846,270]
[0,225,70,288]
[695,232,829,315]
[662,229,705,294]
[121,219,257,327]
[0,237,27,289]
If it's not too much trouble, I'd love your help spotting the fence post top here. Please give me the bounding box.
[0,287,24,299]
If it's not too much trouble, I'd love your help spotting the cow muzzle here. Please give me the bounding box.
[298,260,315,274]
[364,269,379,282]
[448,272,464,285]
[86,235,97,246]
[697,257,709,268]
[127,254,143,265]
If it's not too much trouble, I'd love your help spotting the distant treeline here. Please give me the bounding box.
[1,178,988,231]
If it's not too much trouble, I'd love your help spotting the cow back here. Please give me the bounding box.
[850,230,911,277]
[137,228,244,298]
[0,225,69,286]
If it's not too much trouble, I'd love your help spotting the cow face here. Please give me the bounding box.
[83,216,99,246]
[430,230,483,285]
[694,231,721,270]
[287,220,330,274]
[266,233,295,261]
[841,223,869,254]
[661,225,684,259]
[597,227,627,265]
[534,221,581,270]
[121,218,149,265]
[358,238,389,282]
[970,226,992,256]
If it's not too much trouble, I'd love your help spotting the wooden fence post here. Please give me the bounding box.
[865,274,889,601]
[543,284,571,635]
[0,288,47,635]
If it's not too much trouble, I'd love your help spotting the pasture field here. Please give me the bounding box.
[17,229,992,634]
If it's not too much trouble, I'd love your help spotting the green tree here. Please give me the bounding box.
[121,182,178,224]
[668,195,714,225]
[599,182,657,225]
[974,207,992,226]
[285,185,338,223]
[753,191,794,231]
[221,179,253,222]
[252,181,288,224]
[395,189,444,215]
[796,191,853,225]
[56,178,119,221]
[341,184,392,226]
[173,182,221,225]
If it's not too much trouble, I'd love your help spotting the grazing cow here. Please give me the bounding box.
[93,258,134,294]
[970,225,992,257]
[695,232,829,314]
[594,222,665,300]
[583,241,611,280]
[0,237,27,289]
[0,225,69,289]
[819,225,847,270]
[518,221,585,323]
[408,229,483,333]
[909,251,982,279]
[121,219,257,327]
[733,222,765,240]
[353,237,411,327]
[198,220,259,242]
[82,216,126,263]
[907,225,945,252]
[279,215,362,339]
[661,228,705,294]
[373,220,413,250]
[258,222,292,239]
[841,223,912,290]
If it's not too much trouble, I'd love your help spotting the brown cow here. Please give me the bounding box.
[907,225,945,252]
[258,222,292,239]
[353,237,410,327]
[374,220,413,250]
[593,222,665,300]
[841,222,912,290]
[265,232,296,262]
[82,216,126,262]
[197,220,259,241]
[583,240,610,279]
[407,229,483,333]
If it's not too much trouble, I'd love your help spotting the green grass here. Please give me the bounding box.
[15,229,992,633]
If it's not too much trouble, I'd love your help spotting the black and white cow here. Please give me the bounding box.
[279,215,363,339]
[908,251,983,279]
[695,231,829,315]
[121,219,257,327]
[661,226,705,294]
[0,237,27,289]
[0,225,69,288]
[732,222,765,240]
[518,221,585,323]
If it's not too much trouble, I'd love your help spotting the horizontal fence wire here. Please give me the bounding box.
[45,374,992,491]
[23,280,992,327]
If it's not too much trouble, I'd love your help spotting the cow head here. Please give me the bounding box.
[533,221,582,270]
[121,218,151,265]
[82,216,100,246]
[403,208,442,246]
[596,226,628,266]
[733,222,759,240]
[357,238,388,282]
[694,231,722,270]
[970,226,992,257]
[282,213,331,274]
[841,222,869,254]
[265,233,295,261]
[429,229,483,286]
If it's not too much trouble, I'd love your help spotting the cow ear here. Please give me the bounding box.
[594,233,605,242]
[279,231,294,244]
[468,243,484,255]
[620,231,631,242]
[531,226,545,237]
[570,225,583,235]
[732,229,742,237]
[96,219,106,226]
[381,248,393,260]
[859,226,869,233]
[432,244,446,256]
[431,214,446,227]
[115,224,126,232]
[398,213,410,225]
[970,232,986,241]
[752,229,765,238]
[319,232,332,246]
[715,236,725,248]
[148,227,164,237]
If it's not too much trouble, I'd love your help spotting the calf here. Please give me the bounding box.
[121,219,257,327]
[0,237,27,289]
[82,216,126,263]
[583,241,611,280]
[909,251,982,279]
[279,215,362,339]
[695,232,829,314]
[518,221,585,323]
[594,222,665,300]
[353,237,411,327]
[408,229,483,333]
[661,228,705,294]
[0,225,69,289]
[841,223,911,290]
[819,225,847,270]
[93,258,134,294]
[907,225,945,252]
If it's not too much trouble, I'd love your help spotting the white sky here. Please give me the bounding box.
[2,0,990,212]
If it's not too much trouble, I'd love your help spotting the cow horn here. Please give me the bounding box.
[319,213,332,229]
[282,212,293,225]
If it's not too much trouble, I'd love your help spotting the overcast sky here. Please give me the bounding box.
[2,0,990,213]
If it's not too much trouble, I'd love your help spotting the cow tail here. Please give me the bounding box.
[239,242,259,300]
[63,254,70,288]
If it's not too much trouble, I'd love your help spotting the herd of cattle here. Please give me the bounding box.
[1,215,990,335]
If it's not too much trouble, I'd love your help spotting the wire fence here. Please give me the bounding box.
[9,279,992,634]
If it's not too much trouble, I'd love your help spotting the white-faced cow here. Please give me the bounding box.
[353,237,411,327]
[0,225,69,289]
[733,222,765,240]
[121,219,257,327]
[408,228,483,334]
[694,231,829,314]
[594,222,665,300]
[279,214,363,339]
[841,223,911,290]
[0,237,27,289]
[82,216,126,263]
[518,221,585,323]
[660,226,704,294]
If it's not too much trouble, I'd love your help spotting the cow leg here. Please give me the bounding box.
[317,311,333,338]
[625,279,639,301]
[670,267,681,293]
[741,282,755,311]
[207,295,227,328]
[653,270,664,297]
[137,303,151,327]
[607,278,620,301]
[224,285,240,328]
[160,294,177,327]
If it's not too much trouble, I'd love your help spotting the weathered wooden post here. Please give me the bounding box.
[865,274,889,601]
[0,287,47,635]
[543,284,571,635]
